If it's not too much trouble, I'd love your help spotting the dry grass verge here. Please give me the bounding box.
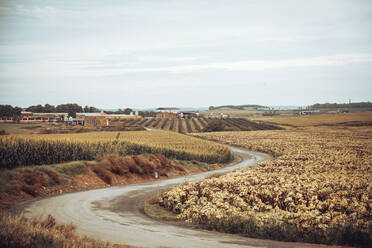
[0,212,129,248]
[0,153,184,208]
[145,195,180,222]
[0,153,235,208]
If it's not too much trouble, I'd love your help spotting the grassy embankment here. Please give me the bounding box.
[0,130,232,206]
[0,130,234,247]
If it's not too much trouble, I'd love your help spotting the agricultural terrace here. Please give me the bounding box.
[0,131,231,169]
[118,117,280,133]
[159,126,372,246]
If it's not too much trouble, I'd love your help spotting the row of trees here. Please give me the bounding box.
[0,105,22,118]
[138,111,157,117]
[0,104,158,118]
[310,102,372,109]
[105,109,157,117]
[0,104,99,118]
[104,108,133,115]
[209,104,266,110]
[25,104,101,118]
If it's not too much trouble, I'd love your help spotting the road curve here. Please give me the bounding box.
[21,147,334,248]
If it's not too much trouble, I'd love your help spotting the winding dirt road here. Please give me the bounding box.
[20,147,337,248]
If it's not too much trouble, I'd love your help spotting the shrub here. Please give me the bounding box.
[97,154,129,176]
[92,166,112,185]
[21,184,38,197]
[45,170,60,185]
[133,155,156,175]
[22,169,48,187]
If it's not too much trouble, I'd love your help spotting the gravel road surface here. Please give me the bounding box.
[21,147,338,248]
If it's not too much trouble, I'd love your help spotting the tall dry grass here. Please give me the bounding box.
[0,131,231,169]
[0,212,124,248]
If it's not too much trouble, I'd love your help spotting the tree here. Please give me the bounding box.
[138,111,156,117]
[13,107,22,116]
[26,104,43,113]
[84,105,100,113]
[43,104,56,113]
[56,104,83,118]
[0,105,22,119]
[0,105,15,117]
[123,108,133,115]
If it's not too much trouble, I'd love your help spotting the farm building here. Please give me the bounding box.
[298,110,320,115]
[179,111,199,119]
[155,107,200,119]
[0,112,68,123]
[76,112,142,127]
[156,112,179,119]
[19,112,68,122]
[156,107,179,119]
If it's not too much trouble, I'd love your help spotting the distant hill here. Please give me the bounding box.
[208,105,267,111]
[269,106,303,110]
[105,107,209,112]
[309,102,372,109]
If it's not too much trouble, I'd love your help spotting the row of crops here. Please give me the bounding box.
[0,131,232,169]
[119,117,279,133]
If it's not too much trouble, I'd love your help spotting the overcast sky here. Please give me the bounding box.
[0,0,371,108]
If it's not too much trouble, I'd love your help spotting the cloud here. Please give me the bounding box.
[137,56,200,63]
[83,53,372,75]
[1,53,371,79]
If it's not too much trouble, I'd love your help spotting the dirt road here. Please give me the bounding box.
[21,147,336,248]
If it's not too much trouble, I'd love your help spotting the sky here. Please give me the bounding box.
[0,0,371,109]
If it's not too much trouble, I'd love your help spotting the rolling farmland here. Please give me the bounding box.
[119,117,280,133]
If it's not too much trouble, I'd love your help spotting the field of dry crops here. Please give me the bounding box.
[253,111,372,127]
[159,126,371,246]
[0,131,231,168]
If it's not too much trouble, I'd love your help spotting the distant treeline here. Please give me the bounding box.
[0,104,157,118]
[105,108,156,117]
[309,102,372,109]
[0,104,97,118]
[209,104,267,110]
[0,105,22,118]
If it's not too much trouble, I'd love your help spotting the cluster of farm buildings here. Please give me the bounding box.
[0,107,201,127]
